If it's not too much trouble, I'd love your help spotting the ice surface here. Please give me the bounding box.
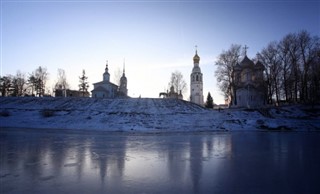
[1,129,320,194]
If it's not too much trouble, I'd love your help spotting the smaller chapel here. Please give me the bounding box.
[91,61,128,98]
[159,85,183,100]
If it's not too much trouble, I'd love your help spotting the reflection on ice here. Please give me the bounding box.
[1,130,319,194]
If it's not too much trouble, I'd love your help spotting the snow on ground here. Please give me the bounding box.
[0,97,319,132]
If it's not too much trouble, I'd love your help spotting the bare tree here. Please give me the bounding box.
[168,70,187,95]
[258,41,282,105]
[55,69,69,96]
[279,36,293,102]
[79,69,89,97]
[296,30,319,102]
[214,44,242,106]
[257,30,320,104]
[0,75,13,96]
[29,66,48,97]
[309,49,320,105]
[27,73,37,96]
[12,71,26,96]
[285,33,301,102]
[113,67,122,86]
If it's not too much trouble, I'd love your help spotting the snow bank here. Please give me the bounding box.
[0,97,319,132]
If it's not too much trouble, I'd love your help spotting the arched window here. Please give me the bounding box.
[196,75,199,81]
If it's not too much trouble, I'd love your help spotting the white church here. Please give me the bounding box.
[190,49,204,106]
[232,54,266,108]
[91,61,128,98]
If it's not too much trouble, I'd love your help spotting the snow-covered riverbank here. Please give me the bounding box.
[0,97,319,132]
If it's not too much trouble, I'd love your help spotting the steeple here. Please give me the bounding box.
[119,58,128,96]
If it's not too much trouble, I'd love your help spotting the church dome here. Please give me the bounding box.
[255,61,265,70]
[240,56,255,68]
[193,51,200,64]
[120,64,127,84]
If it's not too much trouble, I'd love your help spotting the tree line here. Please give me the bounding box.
[0,67,89,97]
[0,66,49,97]
[215,30,320,105]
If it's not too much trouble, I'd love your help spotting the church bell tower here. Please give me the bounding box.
[119,61,128,96]
[190,47,204,105]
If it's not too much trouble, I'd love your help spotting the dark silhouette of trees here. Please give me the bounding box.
[0,76,13,96]
[297,31,319,103]
[258,41,282,104]
[12,71,26,97]
[1,72,26,97]
[205,92,214,108]
[214,44,242,106]
[257,30,320,105]
[27,66,48,97]
[79,69,89,97]
[27,74,37,96]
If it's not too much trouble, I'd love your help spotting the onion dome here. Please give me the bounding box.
[193,50,200,64]
[240,56,255,68]
[255,61,265,70]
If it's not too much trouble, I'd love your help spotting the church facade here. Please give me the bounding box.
[91,61,128,98]
[190,49,204,106]
[232,55,266,108]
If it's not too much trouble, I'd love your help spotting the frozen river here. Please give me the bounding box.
[1,129,320,194]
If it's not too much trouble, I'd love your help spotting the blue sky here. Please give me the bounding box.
[1,0,319,103]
